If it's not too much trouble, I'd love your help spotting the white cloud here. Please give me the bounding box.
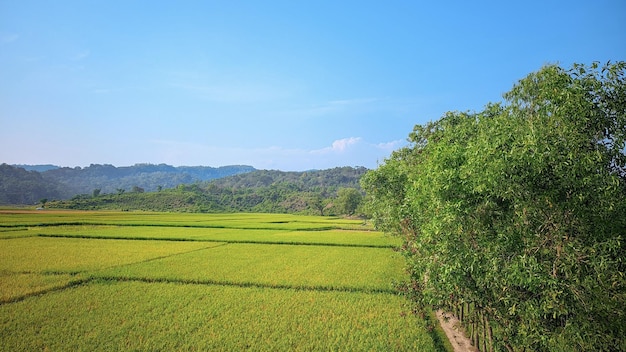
[376,139,406,151]
[331,137,361,152]
[4,135,404,171]
[147,137,402,171]
[311,137,362,154]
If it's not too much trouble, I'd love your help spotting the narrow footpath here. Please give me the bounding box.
[437,310,478,352]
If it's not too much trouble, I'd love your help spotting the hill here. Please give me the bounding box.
[41,163,256,195]
[0,163,255,204]
[47,166,369,214]
[210,167,366,191]
[0,164,67,204]
[12,164,60,172]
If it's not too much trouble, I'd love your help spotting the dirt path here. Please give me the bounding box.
[436,310,478,352]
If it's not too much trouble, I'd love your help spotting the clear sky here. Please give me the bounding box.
[1,1,624,171]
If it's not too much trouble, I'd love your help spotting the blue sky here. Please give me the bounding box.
[1,1,624,171]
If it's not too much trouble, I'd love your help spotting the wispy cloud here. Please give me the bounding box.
[0,33,19,44]
[292,98,381,117]
[375,139,406,152]
[149,137,404,171]
[70,50,90,61]
[172,81,295,104]
[164,68,297,104]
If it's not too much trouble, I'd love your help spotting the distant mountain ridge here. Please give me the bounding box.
[13,164,60,172]
[48,166,369,214]
[41,163,256,195]
[0,164,66,204]
[1,163,256,204]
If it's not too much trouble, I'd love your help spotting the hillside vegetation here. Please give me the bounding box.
[46,167,368,215]
[41,163,256,194]
[0,163,255,204]
[0,164,67,204]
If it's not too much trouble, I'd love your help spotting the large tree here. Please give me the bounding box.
[336,187,363,216]
[362,62,625,351]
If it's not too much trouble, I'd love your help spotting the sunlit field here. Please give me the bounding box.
[0,210,444,351]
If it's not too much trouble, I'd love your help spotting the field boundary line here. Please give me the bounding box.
[0,273,401,305]
[90,243,229,273]
[35,233,395,249]
[0,228,30,233]
[0,243,227,305]
[0,277,91,305]
[0,234,39,240]
[92,275,400,295]
[0,222,341,231]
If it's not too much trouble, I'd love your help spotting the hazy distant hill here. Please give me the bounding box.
[12,164,60,172]
[0,163,255,204]
[39,163,256,195]
[0,164,67,204]
[48,166,369,214]
[211,167,367,191]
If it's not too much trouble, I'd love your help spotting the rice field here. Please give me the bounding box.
[0,210,445,351]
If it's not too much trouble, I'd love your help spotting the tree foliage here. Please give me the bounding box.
[48,167,368,215]
[40,164,255,195]
[361,62,626,351]
[336,188,363,216]
[0,164,67,204]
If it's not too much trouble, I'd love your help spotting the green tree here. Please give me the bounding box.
[39,198,48,208]
[336,187,362,216]
[362,62,626,351]
[92,188,101,197]
[309,193,326,216]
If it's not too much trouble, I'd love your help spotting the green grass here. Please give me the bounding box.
[0,210,373,230]
[96,243,405,292]
[0,280,438,351]
[32,225,400,247]
[0,272,82,303]
[0,210,445,351]
[0,237,220,273]
[0,227,30,239]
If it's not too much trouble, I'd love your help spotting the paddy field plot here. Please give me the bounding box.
[0,210,444,351]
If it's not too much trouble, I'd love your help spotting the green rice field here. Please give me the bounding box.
[0,210,446,351]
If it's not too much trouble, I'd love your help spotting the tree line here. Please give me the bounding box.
[0,164,66,204]
[0,163,256,204]
[361,62,625,351]
[46,167,367,216]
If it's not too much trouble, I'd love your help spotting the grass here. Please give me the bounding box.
[0,237,220,273]
[95,243,406,292]
[0,272,81,303]
[0,210,447,351]
[0,210,373,230]
[0,280,438,351]
[31,225,400,247]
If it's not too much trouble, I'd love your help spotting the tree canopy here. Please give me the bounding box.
[361,62,625,351]
[46,167,368,215]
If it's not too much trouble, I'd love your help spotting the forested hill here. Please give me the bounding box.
[0,163,255,204]
[40,163,256,195]
[46,166,369,214]
[0,164,67,204]
[210,167,367,191]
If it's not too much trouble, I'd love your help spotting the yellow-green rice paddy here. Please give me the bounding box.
[0,210,444,351]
